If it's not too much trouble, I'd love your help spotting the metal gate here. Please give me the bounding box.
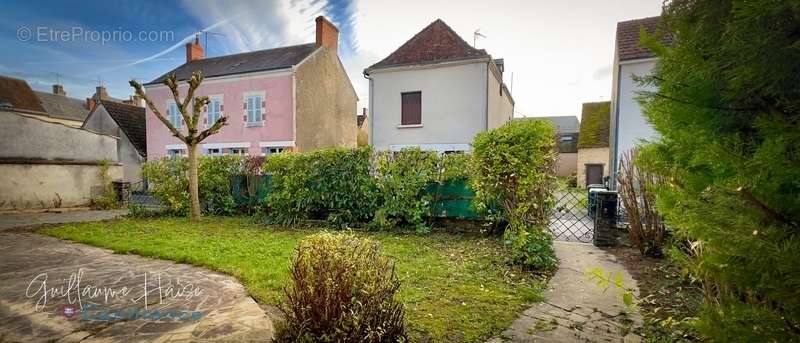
[128,180,164,210]
[548,190,594,243]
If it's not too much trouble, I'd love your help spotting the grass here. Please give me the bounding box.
[41,217,546,342]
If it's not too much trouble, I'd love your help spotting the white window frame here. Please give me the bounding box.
[206,95,223,128]
[261,147,285,156]
[243,91,265,127]
[167,100,182,128]
[205,148,222,156]
[228,147,248,156]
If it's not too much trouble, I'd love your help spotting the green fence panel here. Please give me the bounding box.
[427,179,480,219]
[230,174,272,207]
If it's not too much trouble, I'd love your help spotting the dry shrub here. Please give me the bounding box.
[275,232,406,342]
[618,149,666,256]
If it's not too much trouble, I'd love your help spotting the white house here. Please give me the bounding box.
[609,16,672,187]
[363,19,514,153]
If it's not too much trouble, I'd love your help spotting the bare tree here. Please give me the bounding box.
[618,149,666,256]
[130,71,227,221]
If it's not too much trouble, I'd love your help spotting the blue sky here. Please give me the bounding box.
[0,0,357,101]
[1,0,662,117]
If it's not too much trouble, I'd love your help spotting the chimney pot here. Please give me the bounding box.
[186,33,204,62]
[315,16,339,55]
[52,84,66,96]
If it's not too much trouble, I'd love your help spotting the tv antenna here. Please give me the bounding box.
[199,30,226,57]
[473,29,486,48]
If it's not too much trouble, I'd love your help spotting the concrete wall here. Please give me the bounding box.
[83,106,145,182]
[0,111,122,210]
[555,152,578,177]
[370,61,487,152]
[610,59,659,181]
[486,64,513,130]
[143,70,295,158]
[577,147,610,188]
[357,116,369,147]
[0,164,122,210]
[295,47,358,151]
[0,111,118,161]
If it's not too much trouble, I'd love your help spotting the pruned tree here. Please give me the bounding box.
[130,71,227,221]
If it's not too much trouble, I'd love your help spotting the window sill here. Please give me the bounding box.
[396,124,423,129]
[245,122,264,128]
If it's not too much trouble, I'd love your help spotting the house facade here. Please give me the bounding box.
[364,19,514,153]
[577,101,610,187]
[144,16,357,159]
[82,101,147,182]
[608,16,671,187]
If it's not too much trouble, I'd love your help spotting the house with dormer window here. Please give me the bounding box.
[144,16,357,159]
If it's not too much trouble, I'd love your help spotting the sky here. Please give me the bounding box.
[0,0,663,119]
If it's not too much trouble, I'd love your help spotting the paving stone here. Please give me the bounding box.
[0,232,274,342]
[490,241,643,342]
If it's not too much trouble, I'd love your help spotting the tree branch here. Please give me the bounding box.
[129,79,187,143]
[163,74,193,128]
[737,186,797,229]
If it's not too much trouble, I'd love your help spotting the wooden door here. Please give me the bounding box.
[586,164,603,186]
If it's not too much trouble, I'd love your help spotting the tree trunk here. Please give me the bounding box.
[187,143,201,221]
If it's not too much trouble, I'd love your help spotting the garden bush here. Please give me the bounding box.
[618,149,666,257]
[636,0,800,339]
[140,155,240,216]
[469,119,558,270]
[262,147,376,227]
[372,148,439,233]
[275,232,406,342]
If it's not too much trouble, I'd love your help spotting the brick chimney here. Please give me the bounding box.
[315,16,339,55]
[95,86,109,100]
[52,84,66,96]
[185,33,204,62]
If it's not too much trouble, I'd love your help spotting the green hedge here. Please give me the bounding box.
[262,147,377,227]
[470,119,558,270]
[140,156,241,216]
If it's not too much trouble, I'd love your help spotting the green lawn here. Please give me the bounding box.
[42,217,545,342]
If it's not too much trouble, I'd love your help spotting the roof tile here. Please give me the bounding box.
[99,100,147,157]
[368,19,489,70]
[616,16,674,61]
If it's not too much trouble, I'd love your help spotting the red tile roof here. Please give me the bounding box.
[616,16,673,61]
[367,19,489,70]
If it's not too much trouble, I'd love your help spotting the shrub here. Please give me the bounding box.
[436,152,471,182]
[618,149,666,257]
[372,148,439,233]
[91,160,120,210]
[263,147,376,227]
[637,0,800,339]
[140,156,240,216]
[276,232,406,342]
[469,120,558,270]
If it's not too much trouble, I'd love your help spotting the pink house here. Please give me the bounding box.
[144,16,358,159]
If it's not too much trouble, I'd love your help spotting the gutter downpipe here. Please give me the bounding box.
[363,70,374,146]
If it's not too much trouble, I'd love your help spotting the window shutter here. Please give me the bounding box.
[401,92,422,125]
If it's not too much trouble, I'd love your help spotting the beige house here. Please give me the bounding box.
[577,101,611,187]
[532,116,579,177]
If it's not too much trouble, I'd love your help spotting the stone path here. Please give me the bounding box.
[491,241,642,342]
[0,209,128,230]
[0,232,273,342]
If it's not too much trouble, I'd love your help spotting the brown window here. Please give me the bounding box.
[401,91,421,125]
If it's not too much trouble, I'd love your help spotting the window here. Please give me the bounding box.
[168,102,181,128]
[167,148,185,157]
[227,148,248,156]
[557,133,578,153]
[207,97,222,126]
[245,94,263,125]
[206,148,222,156]
[262,147,284,156]
[400,91,421,126]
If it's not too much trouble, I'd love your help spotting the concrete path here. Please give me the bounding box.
[492,242,642,342]
[0,209,128,230]
[0,232,273,342]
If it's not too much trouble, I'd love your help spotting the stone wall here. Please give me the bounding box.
[556,152,578,177]
[0,111,121,210]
